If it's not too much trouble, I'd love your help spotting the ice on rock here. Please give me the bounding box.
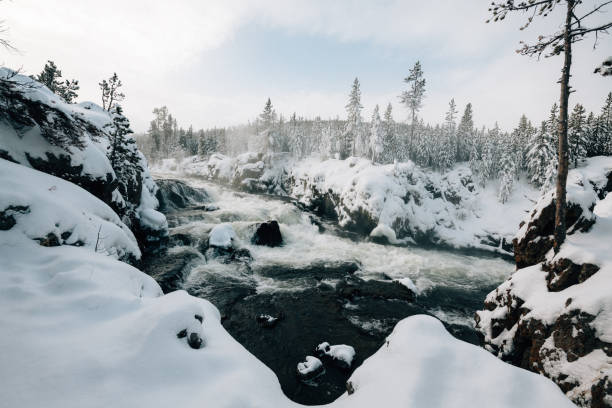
[209,223,236,248]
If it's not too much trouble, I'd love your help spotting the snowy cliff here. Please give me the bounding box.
[0,68,167,255]
[476,156,612,407]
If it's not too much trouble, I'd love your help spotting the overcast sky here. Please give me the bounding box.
[3,0,611,132]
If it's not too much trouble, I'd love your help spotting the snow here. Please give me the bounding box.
[0,195,574,408]
[209,223,236,248]
[317,342,356,367]
[297,356,323,376]
[332,316,574,408]
[0,159,140,260]
[139,208,168,230]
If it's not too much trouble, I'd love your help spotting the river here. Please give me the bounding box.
[146,174,514,405]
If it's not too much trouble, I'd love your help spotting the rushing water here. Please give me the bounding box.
[150,174,514,405]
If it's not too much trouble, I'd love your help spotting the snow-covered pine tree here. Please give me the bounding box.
[456,103,474,162]
[526,121,557,188]
[369,105,384,163]
[568,103,588,167]
[382,103,396,164]
[600,92,612,155]
[479,124,500,186]
[545,102,559,147]
[511,115,535,174]
[441,98,458,170]
[342,78,363,159]
[258,98,276,153]
[497,136,516,203]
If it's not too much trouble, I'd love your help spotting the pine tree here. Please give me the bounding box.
[369,105,384,163]
[35,60,80,103]
[342,78,363,159]
[497,136,516,203]
[99,73,125,112]
[382,103,396,164]
[456,103,474,162]
[527,121,557,188]
[258,98,276,153]
[399,61,426,157]
[600,92,612,155]
[568,103,588,167]
[442,98,458,169]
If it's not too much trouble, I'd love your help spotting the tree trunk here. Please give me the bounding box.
[553,0,574,253]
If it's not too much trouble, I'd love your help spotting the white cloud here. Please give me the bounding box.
[2,0,610,132]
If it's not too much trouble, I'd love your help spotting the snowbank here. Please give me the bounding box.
[0,159,140,260]
[334,316,574,407]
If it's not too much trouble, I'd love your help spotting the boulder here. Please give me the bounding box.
[252,220,283,247]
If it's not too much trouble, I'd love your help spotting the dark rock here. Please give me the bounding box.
[543,258,600,292]
[155,179,209,213]
[256,314,280,328]
[0,205,29,230]
[513,198,595,269]
[252,220,283,247]
[335,277,415,302]
[188,332,203,349]
[169,231,193,247]
[141,249,201,293]
[37,232,61,247]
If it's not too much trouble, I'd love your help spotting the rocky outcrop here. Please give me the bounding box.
[476,157,612,407]
[0,70,168,255]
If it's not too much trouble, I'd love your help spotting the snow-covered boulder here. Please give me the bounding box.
[0,69,167,252]
[476,156,612,407]
[296,356,324,380]
[209,223,236,249]
[316,342,356,370]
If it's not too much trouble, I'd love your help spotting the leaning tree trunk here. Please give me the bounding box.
[553,0,574,253]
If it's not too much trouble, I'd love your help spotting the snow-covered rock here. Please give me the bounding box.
[316,342,356,369]
[209,223,236,249]
[476,156,612,407]
[0,68,167,251]
[297,356,324,379]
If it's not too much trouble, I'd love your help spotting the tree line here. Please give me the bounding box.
[136,69,612,204]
